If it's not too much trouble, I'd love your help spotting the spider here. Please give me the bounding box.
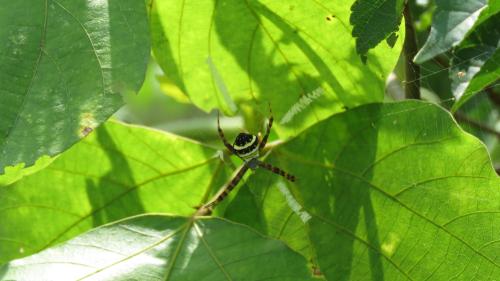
[204,106,296,210]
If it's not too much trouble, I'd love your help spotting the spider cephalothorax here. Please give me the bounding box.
[203,107,296,209]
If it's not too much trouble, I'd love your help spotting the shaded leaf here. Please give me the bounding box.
[350,0,405,57]
[0,121,230,263]
[450,11,500,111]
[414,0,487,63]
[0,0,150,173]
[150,0,402,138]
[0,214,315,281]
[228,100,500,280]
[451,48,500,111]
[225,171,315,262]
[456,93,499,145]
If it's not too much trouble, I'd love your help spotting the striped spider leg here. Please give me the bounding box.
[204,107,296,210]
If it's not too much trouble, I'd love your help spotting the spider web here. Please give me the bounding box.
[386,48,500,173]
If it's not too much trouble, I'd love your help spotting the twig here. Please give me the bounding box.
[433,56,500,107]
[432,55,449,68]
[454,112,500,139]
[486,86,500,107]
[403,2,420,99]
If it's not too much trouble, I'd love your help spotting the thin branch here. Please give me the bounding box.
[454,112,500,139]
[433,56,500,107]
[432,55,449,69]
[403,2,420,99]
[486,86,500,107]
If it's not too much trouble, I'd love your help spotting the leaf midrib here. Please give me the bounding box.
[77,220,187,281]
[1,0,48,150]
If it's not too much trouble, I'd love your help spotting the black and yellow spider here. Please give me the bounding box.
[204,107,296,210]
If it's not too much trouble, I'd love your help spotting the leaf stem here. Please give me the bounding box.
[403,2,420,99]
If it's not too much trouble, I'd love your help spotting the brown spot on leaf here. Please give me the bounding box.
[326,15,335,21]
[312,265,323,277]
[78,112,97,138]
[81,126,93,137]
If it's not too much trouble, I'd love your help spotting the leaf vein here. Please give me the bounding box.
[1,0,48,150]
[52,0,106,93]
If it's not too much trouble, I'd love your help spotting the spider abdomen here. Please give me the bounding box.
[233,133,259,160]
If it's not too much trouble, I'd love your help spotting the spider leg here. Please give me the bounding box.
[259,103,273,150]
[217,111,237,154]
[205,164,250,209]
[257,161,296,182]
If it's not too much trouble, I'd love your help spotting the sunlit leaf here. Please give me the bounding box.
[0,214,316,281]
[0,156,54,187]
[0,121,231,263]
[150,0,402,138]
[0,0,150,173]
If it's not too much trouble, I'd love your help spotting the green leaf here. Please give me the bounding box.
[227,100,500,279]
[414,0,487,63]
[0,214,316,281]
[0,156,54,187]
[471,0,500,30]
[0,0,150,173]
[226,178,316,264]
[0,121,231,263]
[449,11,500,111]
[150,0,402,138]
[350,0,405,57]
[450,48,500,112]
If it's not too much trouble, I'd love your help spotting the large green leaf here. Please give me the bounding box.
[2,98,499,280]
[0,0,150,173]
[350,0,405,57]
[0,121,232,263]
[0,214,316,281]
[151,0,402,138]
[226,100,500,279]
[414,0,487,63]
